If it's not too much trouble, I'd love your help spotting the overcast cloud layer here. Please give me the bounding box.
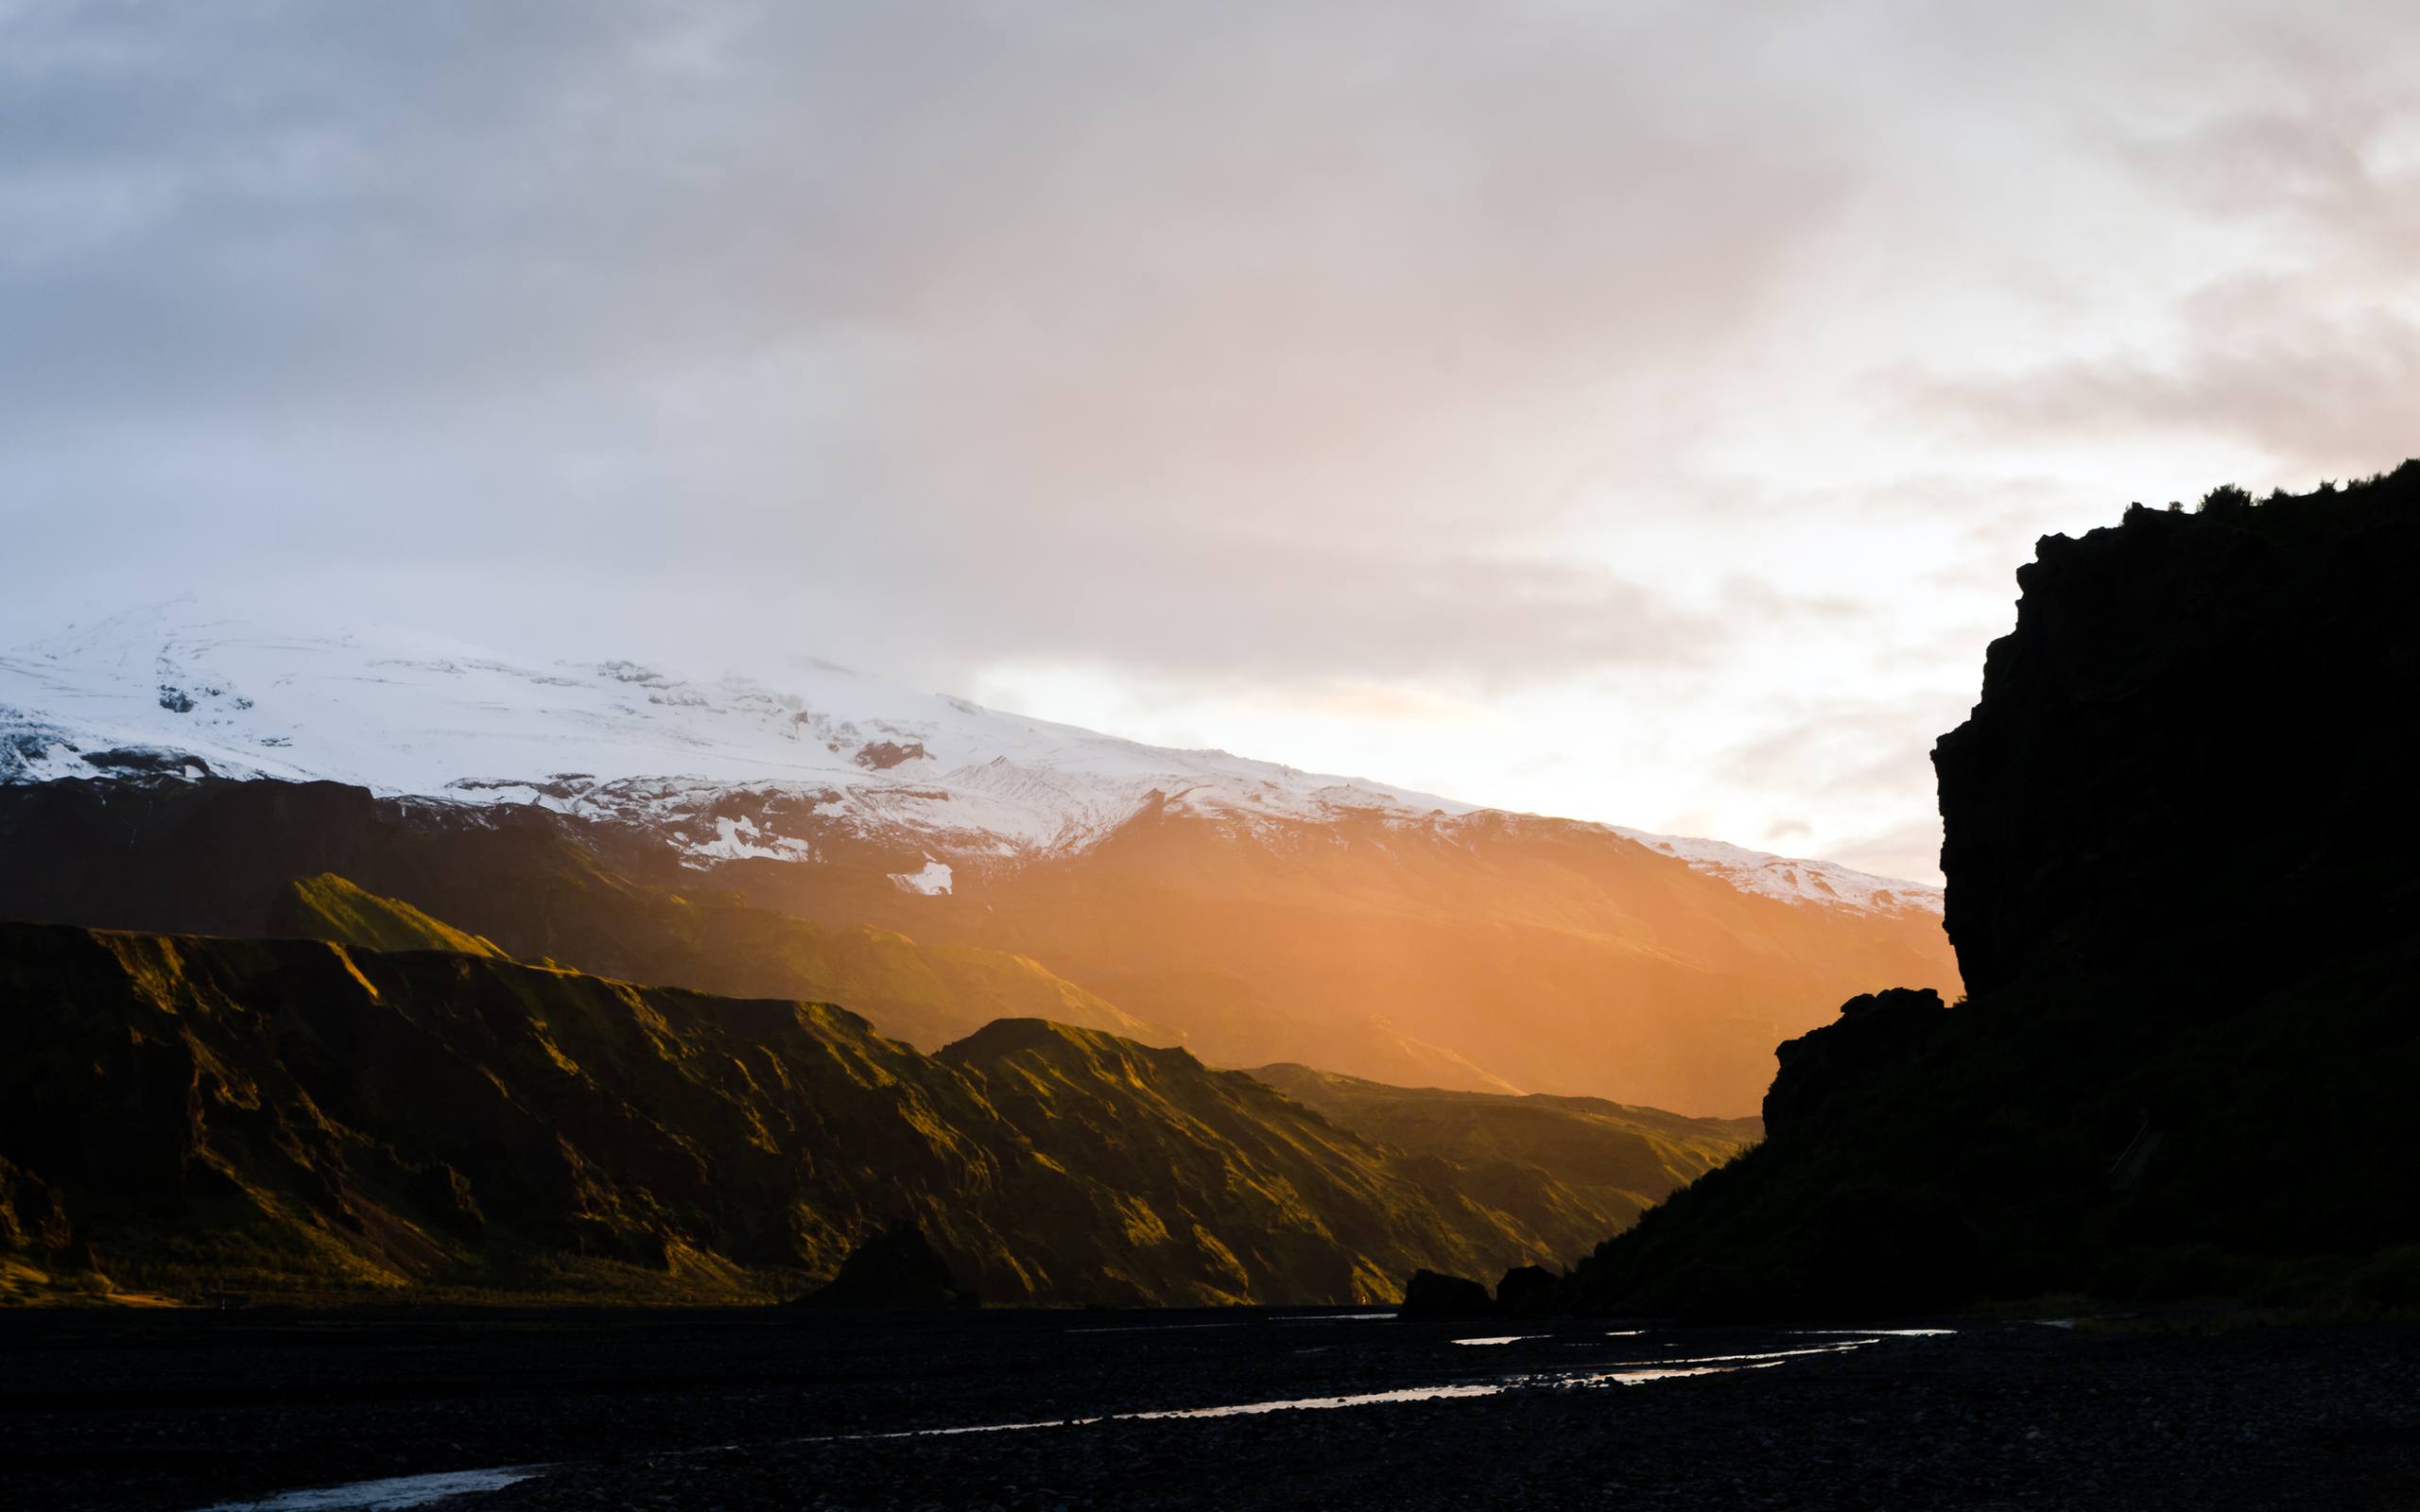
[6,0,2416,881]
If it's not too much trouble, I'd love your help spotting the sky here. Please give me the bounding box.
[4,1,2415,883]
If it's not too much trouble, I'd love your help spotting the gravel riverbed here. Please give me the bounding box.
[6,1308,2415,1511]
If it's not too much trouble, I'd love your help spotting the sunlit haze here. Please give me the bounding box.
[8,1,2416,881]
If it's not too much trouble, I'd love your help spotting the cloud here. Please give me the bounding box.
[1285,682,1502,727]
[1817,817,1948,891]
[6,0,2417,874]
[0,3,1855,664]
[1689,686,1978,881]
[1885,299,2420,483]
[1882,80,2420,485]
[2109,95,2420,278]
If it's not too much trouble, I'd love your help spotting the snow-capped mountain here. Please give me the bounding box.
[0,602,1940,915]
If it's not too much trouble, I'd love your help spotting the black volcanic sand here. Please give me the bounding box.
[5,1308,2417,1511]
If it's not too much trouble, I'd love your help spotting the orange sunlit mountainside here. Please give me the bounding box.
[724,800,1959,1113]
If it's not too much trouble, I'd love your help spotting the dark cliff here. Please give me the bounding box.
[1937,472,2420,998]
[1567,462,2420,1316]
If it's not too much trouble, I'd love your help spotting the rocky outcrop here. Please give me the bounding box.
[790,1221,978,1309]
[1567,463,2420,1317]
[0,1157,71,1253]
[1399,1269,1495,1316]
[1495,1263,1562,1314]
[852,740,927,771]
[1761,988,1946,1138]
[1935,467,2420,998]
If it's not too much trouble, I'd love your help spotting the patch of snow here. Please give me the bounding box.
[1609,827,1944,914]
[889,858,953,896]
[693,814,813,863]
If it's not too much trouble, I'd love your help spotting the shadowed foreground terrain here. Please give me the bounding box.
[5,1308,2417,1511]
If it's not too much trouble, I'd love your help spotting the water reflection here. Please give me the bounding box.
[1789,1327,1958,1338]
[195,1469,542,1512]
[848,1333,1902,1441]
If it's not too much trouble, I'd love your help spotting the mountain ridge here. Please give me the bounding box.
[0,915,1754,1307]
[0,606,1961,1113]
[0,766,1958,1112]
[0,599,1940,914]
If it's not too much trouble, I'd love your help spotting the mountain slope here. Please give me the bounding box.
[0,603,1472,866]
[0,782,1167,1054]
[0,772,1953,1112]
[0,919,1707,1306]
[724,799,1957,1111]
[269,873,507,958]
[1566,464,2420,1316]
[0,605,1957,1112]
[1249,1063,1759,1266]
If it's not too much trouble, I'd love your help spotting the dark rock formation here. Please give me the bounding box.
[1566,462,2420,1317]
[1935,468,2420,998]
[1494,1263,1562,1314]
[1761,988,1946,1138]
[853,740,927,770]
[790,1221,977,1309]
[1398,1269,1495,1316]
[0,1157,72,1253]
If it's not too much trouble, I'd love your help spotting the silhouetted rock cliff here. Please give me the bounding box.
[1937,469,2420,998]
[1568,462,2420,1317]
[1761,988,1945,1139]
